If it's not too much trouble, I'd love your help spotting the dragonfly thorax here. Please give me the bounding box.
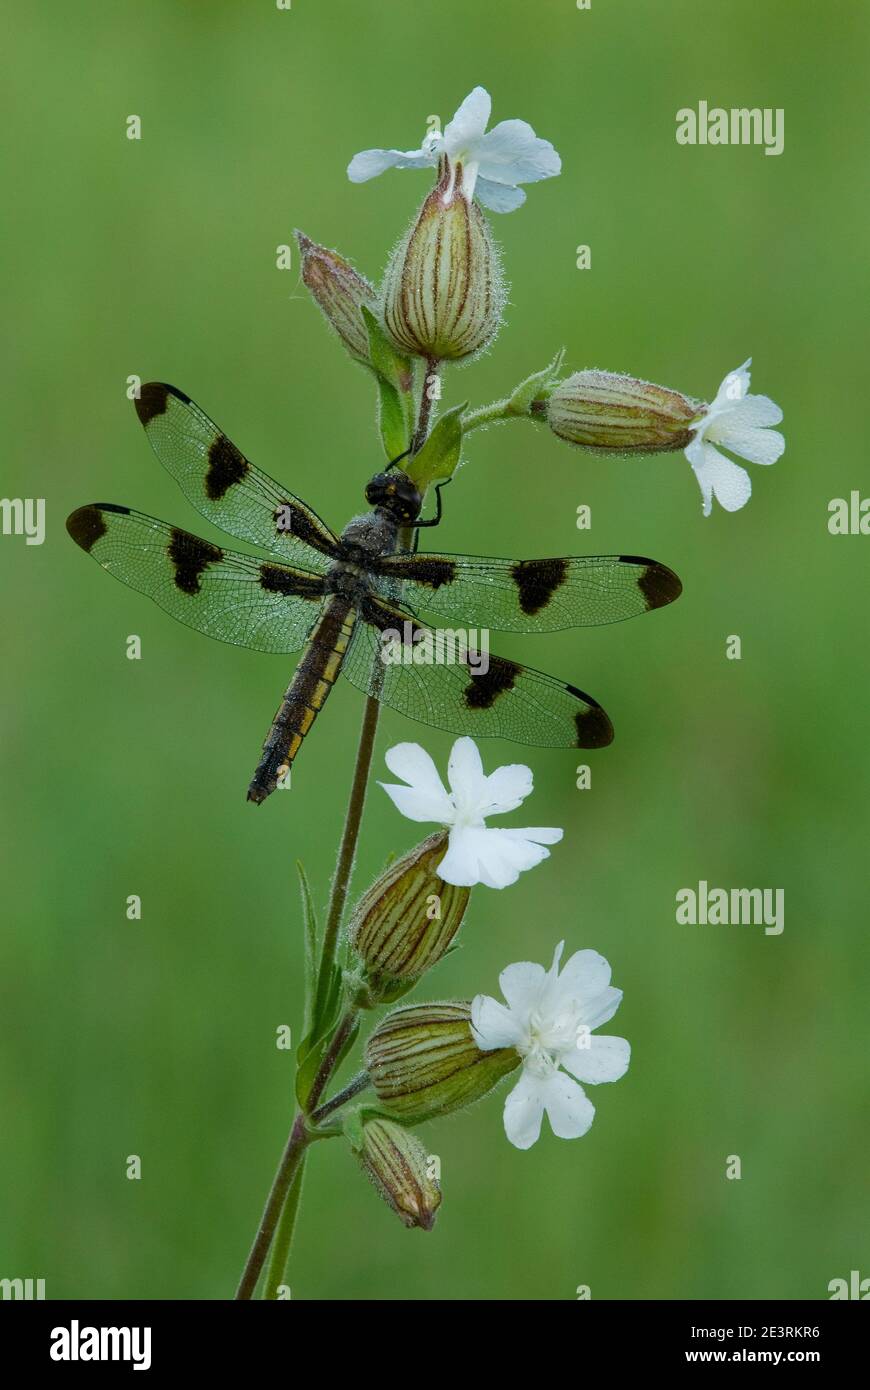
[339,506,401,559]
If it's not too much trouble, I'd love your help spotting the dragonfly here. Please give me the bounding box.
[66,383,682,804]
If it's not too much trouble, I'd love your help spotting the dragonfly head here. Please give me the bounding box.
[365,469,423,524]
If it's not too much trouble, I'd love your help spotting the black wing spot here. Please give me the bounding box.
[168,529,223,595]
[567,688,614,748]
[259,564,325,600]
[135,383,167,426]
[66,504,115,552]
[135,382,193,426]
[205,433,250,501]
[619,557,683,610]
[463,657,521,710]
[511,558,569,616]
[282,505,340,557]
[404,556,458,589]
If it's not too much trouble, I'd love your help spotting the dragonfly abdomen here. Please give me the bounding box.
[246,596,357,803]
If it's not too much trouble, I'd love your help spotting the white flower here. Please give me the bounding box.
[379,737,562,889]
[472,942,630,1150]
[685,359,785,516]
[347,86,561,212]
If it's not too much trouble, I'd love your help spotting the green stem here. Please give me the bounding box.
[238,373,440,1300]
[263,1153,307,1300]
[310,1070,371,1126]
[311,695,382,1029]
[306,1008,358,1112]
[235,1114,309,1300]
[411,356,441,453]
[463,397,516,433]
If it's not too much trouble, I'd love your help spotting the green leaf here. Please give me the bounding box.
[361,306,414,459]
[295,1039,326,1108]
[406,402,467,489]
[371,974,420,1005]
[507,347,566,415]
[309,962,342,1049]
[295,960,344,1106]
[296,861,318,1035]
[341,1106,366,1152]
[375,374,408,460]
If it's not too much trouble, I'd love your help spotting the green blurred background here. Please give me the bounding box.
[2,0,868,1300]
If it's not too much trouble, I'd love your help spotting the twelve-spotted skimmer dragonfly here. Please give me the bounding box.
[67,384,682,804]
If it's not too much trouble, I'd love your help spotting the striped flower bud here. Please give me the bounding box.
[349,833,470,994]
[543,370,701,454]
[296,230,375,362]
[355,1117,442,1231]
[380,159,505,362]
[364,1002,519,1124]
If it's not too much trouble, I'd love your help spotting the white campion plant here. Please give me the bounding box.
[472,941,630,1149]
[348,85,561,212]
[379,736,563,889]
[686,359,785,516]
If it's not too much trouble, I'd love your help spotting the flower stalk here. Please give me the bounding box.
[236,341,442,1299]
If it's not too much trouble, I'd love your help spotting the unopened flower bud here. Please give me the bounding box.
[543,370,701,454]
[365,1001,519,1124]
[381,159,505,362]
[296,230,375,362]
[355,1117,442,1230]
[349,833,469,993]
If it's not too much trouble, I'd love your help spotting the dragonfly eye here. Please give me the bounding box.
[366,471,422,520]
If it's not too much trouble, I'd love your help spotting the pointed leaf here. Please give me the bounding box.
[406,403,467,488]
[362,306,414,458]
[341,1106,366,1152]
[507,348,566,415]
[296,860,318,1035]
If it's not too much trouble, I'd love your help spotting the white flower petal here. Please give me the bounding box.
[446,735,486,808]
[503,1068,546,1149]
[541,1070,595,1140]
[578,985,624,1031]
[548,940,566,978]
[710,358,752,411]
[477,119,562,182]
[435,827,480,886]
[683,429,708,469]
[561,1034,631,1085]
[466,827,555,888]
[383,740,441,787]
[443,86,492,157]
[500,825,563,846]
[480,762,533,816]
[498,959,547,1013]
[556,947,612,1002]
[474,177,527,212]
[380,742,453,822]
[714,393,782,430]
[439,822,522,889]
[471,993,524,1050]
[379,781,449,824]
[715,425,785,466]
[688,441,752,516]
[541,944,622,1028]
[347,146,437,183]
